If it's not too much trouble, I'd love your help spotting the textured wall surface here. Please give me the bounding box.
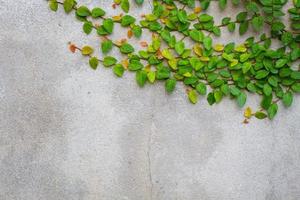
[0,0,300,199]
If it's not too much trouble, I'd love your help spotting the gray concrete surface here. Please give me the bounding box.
[1,0,300,199]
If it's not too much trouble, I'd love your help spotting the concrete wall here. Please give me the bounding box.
[0,0,300,199]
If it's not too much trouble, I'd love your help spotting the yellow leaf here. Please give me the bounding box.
[234,44,247,53]
[183,72,192,77]
[244,107,252,119]
[168,59,177,70]
[162,49,173,60]
[194,7,201,14]
[144,64,151,72]
[213,44,224,52]
[81,46,94,56]
[145,14,157,21]
[200,56,210,62]
[193,44,202,57]
[147,71,156,83]
[160,18,167,24]
[188,90,198,104]
[230,59,238,67]
[112,15,122,21]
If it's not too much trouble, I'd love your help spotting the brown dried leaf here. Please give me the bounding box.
[121,59,129,69]
[127,29,133,39]
[69,44,76,53]
[140,41,148,47]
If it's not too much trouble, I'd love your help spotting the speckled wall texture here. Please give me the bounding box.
[0,0,300,199]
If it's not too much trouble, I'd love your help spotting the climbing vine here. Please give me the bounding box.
[48,0,300,122]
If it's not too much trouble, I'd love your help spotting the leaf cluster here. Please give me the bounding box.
[48,0,300,121]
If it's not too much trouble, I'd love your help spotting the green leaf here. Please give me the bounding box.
[239,21,249,35]
[63,0,75,13]
[203,36,212,50]
[255,70,269,79]
[267,103,278,120]
[271,21,285,32]
[207,92,215,105]
[97,26,108,36]
[261,94,272,110]
[282,92,293,107]
[219,0,227,10]
[240,53,251,62]
[196,82,207,95]
[121,0,130,13]
[178,9,188,23]
[91,8,106,18]
[247,83,257,93]
[236,12,248,22]
[291,71,300,80]
[189,29,204,42]
[232,0,240,5]
[132,25,142,38]
[120,43,134,54]
[136,70,147,87]
[89,57,99,70]
[156,67,170,80]
[292,22,300,30]
[103,19,114,34]
[222,17,231,25]
[49,0,58,11]
[281,32,293,45]
[221,84,230,95]
[81,46,94,56]
[275,58,287,68]
[207,73,218,83]
[165,79,177,93]
[199,14,213,22]
[255,112,267,119]
[184,76,198,86]
[227,22,236,32]
[251,16,264,32]
[268,76,278,87]
[246,2,259,13]
[242,62,251,74]
[230,86,241,96]
[135,0,144,5]
[291,83,300,93]
[237,92,247,107]
[103,56,117,67]
[76,6,91,17]
[263,84,272,96]
[83,22,93,34]
[128,60,143,71]
[214,90,223,103]
[101,40,113,54]
[121,15,136,27]
[149,21,162,31]
[201,0,211,10]
[175,41,185,55]
[189,57,204,71]
[113,64,125,77]
[212,26,221,36]
[188,90,198,104]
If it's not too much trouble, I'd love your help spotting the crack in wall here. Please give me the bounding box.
[147,121,156,200]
